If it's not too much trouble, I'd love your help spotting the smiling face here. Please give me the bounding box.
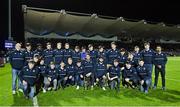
[47,44,51,50]
[139,60,144,66]
[28,63,35,69]
[156,46,162,53]
[65,43,69,49]
[68,58,73,65]
[57,43,62,49]
[15,43,21,51]
[50,64,55,69]
[111,44,116,49]
[60,62,65,68]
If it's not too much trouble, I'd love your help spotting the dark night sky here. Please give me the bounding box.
[0,0,180,50]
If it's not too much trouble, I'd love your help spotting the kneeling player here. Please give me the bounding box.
[83,54,95,90]
[107,59,121,92]
[137,60,151,94]
[43,62,58,93]
[123,61,138,89]
[57,61,68,89]
[95,56,107,90]
[75,60,84,90]
[19,60,39,99]
[66,57,76,86]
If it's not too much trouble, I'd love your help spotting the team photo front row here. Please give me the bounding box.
[9,41,167,99]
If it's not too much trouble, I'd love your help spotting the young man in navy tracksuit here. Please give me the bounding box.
[53,42,64,67]
[82,53,95,90]
[107,59,121,92]
[123,61,138,88]
[153,46,167,90]
[63,43,73,64]
[43,62,58,92]
[97,45,107,64]
[66,57,76,86]
[107,42,119,65]
[9,43,25,94]
[75,60,85,90]
[43,42,54,65]
[72,46,81,65]
[24,43,34,66]
[133,46,141,67]
[126,52,136,67]
[95,56,107,90]
[118,48,127,87]
[87,44,98,64]
[37,58,47,93]
[34,43,43,57]
[136,60,151,94]
[19,60,39,99]
[140,42,155,79]
[57,61,67,89]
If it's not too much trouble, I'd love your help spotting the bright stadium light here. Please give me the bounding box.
[60,9,66,15]
[117,17,125,22]
[142,20,147,24]
[91,13,98,18]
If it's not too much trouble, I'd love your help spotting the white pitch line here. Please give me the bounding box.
[32,96,39,107]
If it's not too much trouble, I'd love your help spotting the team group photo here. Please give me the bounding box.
[0,0,180,106]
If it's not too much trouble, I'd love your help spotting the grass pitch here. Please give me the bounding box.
[0,57,180,106]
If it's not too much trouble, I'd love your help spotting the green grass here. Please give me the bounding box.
[0,57,180,106]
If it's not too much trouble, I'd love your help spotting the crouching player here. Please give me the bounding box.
[19,60,39,99]
[66,57,76,86]
[95,56,107,90]
[137,60,151,94]
[57,61,67,89]
[83,54,95,90]
[107,59,121,92]
[43,62,58,93]
[75,60,84,90]
[123,61,138,89]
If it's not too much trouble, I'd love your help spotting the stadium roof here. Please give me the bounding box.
[24,6,180,41]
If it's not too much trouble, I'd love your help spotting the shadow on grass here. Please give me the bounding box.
[11,86,180,106]
[11,92,32,106]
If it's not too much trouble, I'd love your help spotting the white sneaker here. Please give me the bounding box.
[12,90,16,95]
[48,87,52,91]
[43,88,46,93]
[76,86,80,90]
[18,89,23,93]
[102,87,106,91]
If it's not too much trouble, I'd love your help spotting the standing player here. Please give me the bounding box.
[72,46,81,65]
[24,43,34,66]
[63,43,73,64]
[140,42,155,81]
[54,42,64,68]
[153,46,167,90]
[43,42,54,65]
[107,42,119,67]
[133,46,141,67]
[80,46,87,61]
[97,45,107,64]
[87,44,98,64]
[9,43,25,94]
